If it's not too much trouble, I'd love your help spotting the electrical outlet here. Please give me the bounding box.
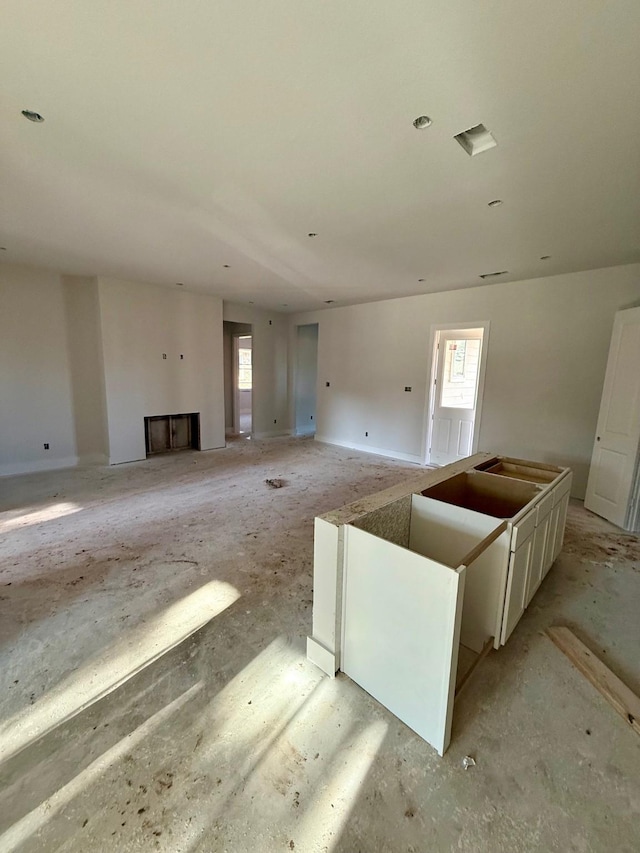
[310,415,313,420]
[365,432,368,437]
[180,354,184,360]
[269,320,272,325]
[274,419,277,424]
[405,386,412,392]
[325,381,330,387]
[44,443,49,450]
[162,353,167,359]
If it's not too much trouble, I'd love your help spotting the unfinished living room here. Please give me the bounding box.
[1,2,640,852]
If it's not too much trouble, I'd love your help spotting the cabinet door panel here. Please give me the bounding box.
[342,525,464,756]
[552,492,570,562]
[527,512,550,605]
[501,532,533,644]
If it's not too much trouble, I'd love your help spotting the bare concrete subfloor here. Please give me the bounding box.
[0,436,639,853]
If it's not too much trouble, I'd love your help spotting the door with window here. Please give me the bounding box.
[429,328,486,466]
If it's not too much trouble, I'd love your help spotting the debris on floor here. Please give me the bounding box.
[546,626,640,736]
[461,755,476,770]
[265,478,284,489]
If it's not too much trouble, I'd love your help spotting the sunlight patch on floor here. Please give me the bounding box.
[161,636,387,852]
[0,681,203,853]
[0,580,239,762]
[0,502,82,533]
[294,719,388,851]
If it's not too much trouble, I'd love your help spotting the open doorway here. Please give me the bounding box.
[235,335,252,434]
[427,323,489,466]
[294,323,319,436]
[223,321,253,437]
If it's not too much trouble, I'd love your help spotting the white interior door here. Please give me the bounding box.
[430,329,485,466]
[584,307,640,529]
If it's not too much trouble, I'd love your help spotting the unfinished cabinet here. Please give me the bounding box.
[307,452,572,755]
[342,495,508,754]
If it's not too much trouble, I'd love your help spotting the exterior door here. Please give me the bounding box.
[584,307,640,529]
[430,329,484,466]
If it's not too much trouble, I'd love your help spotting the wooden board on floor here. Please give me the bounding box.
[546,626,640,736]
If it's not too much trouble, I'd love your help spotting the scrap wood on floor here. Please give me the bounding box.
[546,625,640,736]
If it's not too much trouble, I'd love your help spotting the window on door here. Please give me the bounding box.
[440,339,481,409]
[428,325,488,466]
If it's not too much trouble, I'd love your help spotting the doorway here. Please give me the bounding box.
[427,324,489,466]
[235,335,252,434]
[294,323,319,436]
[223,321,253,437]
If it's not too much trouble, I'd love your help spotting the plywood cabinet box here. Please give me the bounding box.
[307,452,571,755]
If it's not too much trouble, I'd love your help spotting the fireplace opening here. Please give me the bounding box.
[144,413,201,456]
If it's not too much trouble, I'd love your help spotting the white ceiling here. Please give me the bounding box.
[1,1,639,312]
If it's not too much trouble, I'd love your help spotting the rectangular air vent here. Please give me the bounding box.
[454,123,497,156]
[479,270,509,279]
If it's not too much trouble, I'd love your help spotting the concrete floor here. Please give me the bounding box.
[0,436,638,852]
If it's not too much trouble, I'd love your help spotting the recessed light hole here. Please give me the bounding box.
[413,115,432,130]
[454,123,497,156]
[487,199,503,208]
[479,270,509,279]
[21,110,44,123]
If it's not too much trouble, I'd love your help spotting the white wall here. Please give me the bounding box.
[99,278,225,464]
[0,264,78,475]
[223,302,289,438]
[294,323,318,436]
[290,264,640,498]
[63,276,109,464]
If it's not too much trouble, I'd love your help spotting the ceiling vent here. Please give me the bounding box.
[479,270,508,279]
[454,123,497,156]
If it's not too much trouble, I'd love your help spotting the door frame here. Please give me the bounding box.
[423,321,491,466]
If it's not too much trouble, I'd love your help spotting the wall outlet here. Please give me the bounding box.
[310,415,313,420]
[405,386,412,392]
[325,381,330,387]
[162,353,167,359]
[274,419,277,424]
[269,320,272,325]
[44,443,50,450]
[365,432,368,437]
[180,354,184,360]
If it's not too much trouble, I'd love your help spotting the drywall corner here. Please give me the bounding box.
[63,275,110,463]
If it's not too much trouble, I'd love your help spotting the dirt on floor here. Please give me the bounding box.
[0,436,639,853]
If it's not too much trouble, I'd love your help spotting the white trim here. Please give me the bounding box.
[315,435,423,465]
[78,453,109,467]
[423,321,491,466]
[306,637,336,677]
[252,429,292,439]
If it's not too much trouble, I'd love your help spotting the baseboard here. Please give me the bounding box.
[0,455,79,478]
[78,453,109,467]
[306,637,336,678]
[314,435,423,465]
